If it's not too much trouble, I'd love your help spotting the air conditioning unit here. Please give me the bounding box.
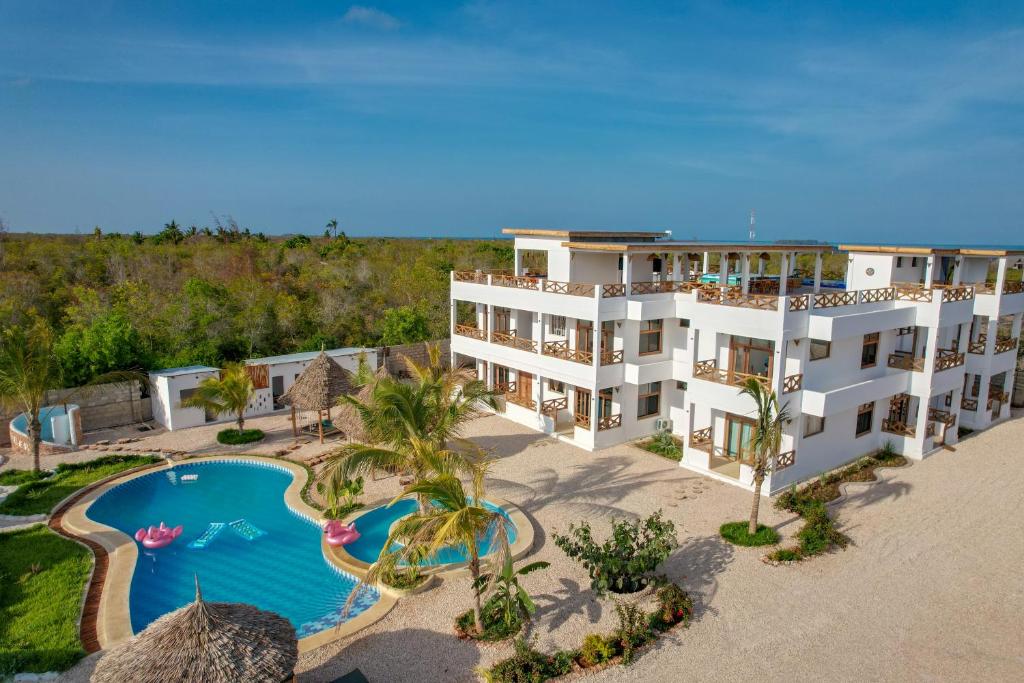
[654,418,673,432]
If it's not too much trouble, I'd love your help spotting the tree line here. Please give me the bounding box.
[0,220,511,387]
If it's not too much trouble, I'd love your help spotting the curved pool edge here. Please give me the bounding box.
[325,494,536,592]
[59,455,398,655]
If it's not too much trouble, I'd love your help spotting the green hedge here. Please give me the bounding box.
[215,428,264,445]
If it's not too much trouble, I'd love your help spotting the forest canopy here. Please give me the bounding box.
[0,223,511,387]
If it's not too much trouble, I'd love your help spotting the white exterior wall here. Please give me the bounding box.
[149,369,219,431]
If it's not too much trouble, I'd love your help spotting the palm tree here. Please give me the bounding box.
[738,377,790,534]
[180,363,254,433]
[0,319,62,473]
[325,218,339,239]
[352,454,510,633]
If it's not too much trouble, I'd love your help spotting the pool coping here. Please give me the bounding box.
[323,494,535,584]
[58,455,398,655]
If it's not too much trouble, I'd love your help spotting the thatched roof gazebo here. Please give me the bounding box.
[332,364,391,444]
[91,577,297,683]
[279,351,354,443]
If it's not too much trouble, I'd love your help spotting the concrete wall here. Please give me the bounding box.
[0,380,152,445]
[379,339,452,376]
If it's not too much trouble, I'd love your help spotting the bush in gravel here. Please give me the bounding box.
[719,521,780,547]
[613,601,653,665]
[654,583,694,628]
[795,500,848,556]
[579,633,616,667]
[216,428,264,445]
[481,636,571,683]
[640,430,682,461]
[553,510,677,595]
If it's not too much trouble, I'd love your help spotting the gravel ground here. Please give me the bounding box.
[56,411,1024,682]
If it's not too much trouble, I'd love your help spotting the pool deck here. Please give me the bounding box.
[57,455,400,654]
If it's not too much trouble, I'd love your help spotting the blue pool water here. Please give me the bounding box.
[344,498,517,566]
[86,461,378,637]
[10,405,74,442]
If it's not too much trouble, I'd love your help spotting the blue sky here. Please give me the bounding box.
[1,1,1022,242]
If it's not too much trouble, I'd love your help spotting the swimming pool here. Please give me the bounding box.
[86,461,379,638]
[343,498,518,566]
[10,404,79,444]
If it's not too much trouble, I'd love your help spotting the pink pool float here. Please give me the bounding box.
[135,522,183,549]
[324,520,360,547]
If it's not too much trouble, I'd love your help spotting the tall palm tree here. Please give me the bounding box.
[180,363,254,433]
[325,218,339,239]
[738,377,790,534]
[351,453,510,633]
[0,319,62,473]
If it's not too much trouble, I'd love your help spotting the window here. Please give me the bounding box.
[494,365,510,388]
[639,319,663,355]
[550,315,566,337]
[897,326,913,336]
[597,389,613,418]
[804,414,825,438]
[548,379,565,394]
[676,381,687,391]
[896,257,903,268]
[911,257,919,267]
[861,332,879,368]
[856,402,874,437]
[970,374,980,398]
[809,339,831,361]
[679,318,690,328]
[637,382,661,418]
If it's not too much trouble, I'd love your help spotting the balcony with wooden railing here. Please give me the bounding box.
[689,427,713,454]
[600,349,624,365]
[881,418,916,437]
[887,351,925,372]
[814,290,859,309]
[541,396,568,416]
[492,273,541,290]
[542,280,595,297]
[782,373,803,393]
[933,348,965,372]
[691,359,800,392]
[630,281,678,295]
[597,414,622,431]
[542,340,593,365]
[928,407,956,427]
[574,412,591,429]
[961,397,979,411]
[968,335,987,354]
[491,331,538,353]
[893,283,933,302]
[453,323,487,341]
[602,283,626,298]
[994,337,1018,354]
[940,285,974,302]
[774,450,796,470]
[978,280,1024,295]
[788,294,809,311]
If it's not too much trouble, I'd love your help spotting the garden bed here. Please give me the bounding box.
[0,455,162,516]
[636,432,682,461]
[215,428,265,445]
[0,525,92,675]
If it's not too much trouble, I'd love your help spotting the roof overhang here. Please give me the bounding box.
[839,244,959,256]
[561,241,834,253]
[503,228,668,240]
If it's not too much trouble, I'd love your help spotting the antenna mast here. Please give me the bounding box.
[748,209,756,241]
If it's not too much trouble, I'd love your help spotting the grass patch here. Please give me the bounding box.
[215,428,265,445]
[0,470,46,487]
[638,431,682,461]
[0,525,92,674]
[0,455,161,516]
[719,521,780,547]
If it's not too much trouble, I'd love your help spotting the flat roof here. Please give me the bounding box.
[841,244,1024,256]
[504,228,668,240]
[149,365,219,377]
[562,240,834,253]
[245,347,372,366]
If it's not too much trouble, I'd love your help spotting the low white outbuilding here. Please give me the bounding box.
[148,365,221,430]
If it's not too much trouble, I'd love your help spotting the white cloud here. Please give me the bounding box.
[342,6,402,31]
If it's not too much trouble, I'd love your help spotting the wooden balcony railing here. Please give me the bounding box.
[788,294,809,311]
[994,337,1018,354]
[493,381,515,394]
[696,287,722,303]
[1004,280,1024,295]
[961,397,978,411]
[491,331,538,353]
[882,418,916,437]
[968,335,987,354]
[453,324,487,341]
[506,393,536,410]
[542,280,595,297]
[933,348,965,372]
[542,340,593,364]
[720,290,779,311]
[887,352,925,372]
[989,388,1009,402]
[692,359,771,390]
[690,427,713,454]
[928,408,956,427]
[941,286,974,302]
[774,450,796,470]
[893,284,933,302]
[600,349,624,365]
[630,281,677,295]
[574,412,591,429]
[540,396,568,416]
[492,274,540,290]
[858,287,896,303]
[782,374,803,393]
[926,422,936,438]
[597,414,622,431]
[602,284,626,298]
[814,290,858,308]
[453,270,490,284]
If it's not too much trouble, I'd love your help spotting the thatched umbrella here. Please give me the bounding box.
[332,364,391,444]
[279,351,353,443]
[92,577,297,683]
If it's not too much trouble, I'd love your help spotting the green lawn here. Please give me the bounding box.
[0,525,92,674]
[0,454,161,516]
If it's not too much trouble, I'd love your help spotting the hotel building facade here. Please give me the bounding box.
[449,229,1023,494]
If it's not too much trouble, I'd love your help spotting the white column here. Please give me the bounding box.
[622,254,633,287]
[590,391,599,437]
[535,373,544,419]
[702,251,710,273]
[757,255,765,276]
[813,253,823,293]
[995,257,1008,301]
[925,255,936,288]
[719,252,728,287]
[591,319,601,366]
[741,254,751,295]
[672,253,682,282]
[514,249,523,276]
[951,257,962,286]
[537,312,545,354]
[486,303,494,340]
[778,253,789,296]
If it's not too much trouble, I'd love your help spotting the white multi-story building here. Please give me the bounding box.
[449,229,1023,494]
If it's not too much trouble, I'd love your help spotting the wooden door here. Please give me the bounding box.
[575,389,591,420]
[577,320,593,354]
[724,414,755,462]
[517,373,533,403]
[494,307,511,334]
[600,321,614,354]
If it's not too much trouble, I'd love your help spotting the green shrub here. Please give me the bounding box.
[876,440,900,461]
[456,597,523,642]
[580,633,616,667]
[768,547,802,562]
[614,600,652,665]
[482,636,564,683]
[216,428,264,444]
[719,521,780,547]
[654,583,694,627]
[796,501,848,556]
[0,469,46,486]
[553,510,677,595]
[642,431,681,460]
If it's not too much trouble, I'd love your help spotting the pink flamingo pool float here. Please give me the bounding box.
[135,522,183,549]
[324,520,360,547]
